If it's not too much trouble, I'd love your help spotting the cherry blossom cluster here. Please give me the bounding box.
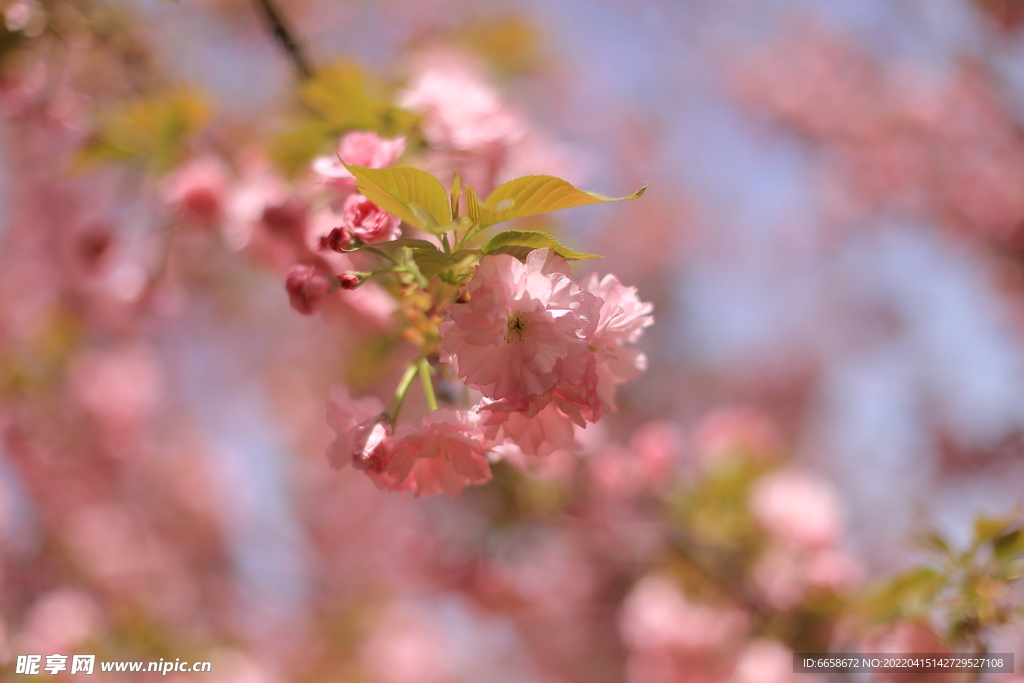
[326,243,652,497]
[310,135,649,497]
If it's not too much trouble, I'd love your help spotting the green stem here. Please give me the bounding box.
[385,362,419,425]
[360,246,397,264]
[441,232,451,255]
[419,358,438,411]
[457,222,487,250]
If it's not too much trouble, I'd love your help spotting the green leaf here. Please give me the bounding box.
[917,530,954,558]
[974,514,1017,547]
[455,15,544,77]
[268,117,335,177]
[1000,558,1024,580]
[465,185,485,223]
[341,237,441,254]
[993,528,1024,563]
[299,63,418,137]
[389,238,442,251]
[482,230,601,261]
[450,173,462,218]
[444,249,482,268]
[477,175,645,227]
[409,247,447,280]
[345,165,452,231]
[72,89,210,174]
[863,567,946,621]
[439,249,482,283]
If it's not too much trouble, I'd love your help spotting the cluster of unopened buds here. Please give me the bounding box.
[298,131,651,497]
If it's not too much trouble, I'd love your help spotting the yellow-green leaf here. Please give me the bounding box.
[993,528,1024,563]
[482,230,601,261]
[345,165,452,232]
[268,117,335,178]
[409,247,446,279]
[917,530,954,558]
[863,567,946,621]
[478,175,645,227]
[71,89,209,174]
[465,185,485,223]
[298,62,419,138]
[974,514,1017,548]
[450,173,462,218]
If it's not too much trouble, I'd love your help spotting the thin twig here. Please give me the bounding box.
[250,0,313,79]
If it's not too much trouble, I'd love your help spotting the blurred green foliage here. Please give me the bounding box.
[863,512,1024,650]
[72,89,209,174]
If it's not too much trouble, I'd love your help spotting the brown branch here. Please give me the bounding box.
[250,0,313,79]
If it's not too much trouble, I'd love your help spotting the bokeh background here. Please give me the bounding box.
[2,0,1024,680]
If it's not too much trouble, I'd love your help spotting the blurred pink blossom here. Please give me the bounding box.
[805,548,864,591]
[359,604,452,683]
[67,344,163,429]
[161,156,232,225]
[749,469,844,549]
[20,589,102,654]
[732,639,820,683]
[399,50,525,153]
[692,406,784,467]
[750,548,806,610]
[589,421,681,497]
[619,574,749,653]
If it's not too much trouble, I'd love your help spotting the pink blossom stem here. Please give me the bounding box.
[418,358,438,411]
[385,362,420,425]
[361,246,397,264]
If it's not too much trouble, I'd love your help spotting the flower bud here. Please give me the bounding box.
[286,264,333,315]
[338,272,361,290]
[323,227,352,253]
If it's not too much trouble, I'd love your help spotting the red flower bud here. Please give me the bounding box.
[286,265,333,315]
[326,227,352,253]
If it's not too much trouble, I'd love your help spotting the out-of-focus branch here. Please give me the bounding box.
[250,0,313,79]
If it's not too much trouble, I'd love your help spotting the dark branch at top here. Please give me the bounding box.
[250,0,313,79]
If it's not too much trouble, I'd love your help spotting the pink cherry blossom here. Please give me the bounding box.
[692,406,784,467]
[478,397,577,458]
[21,589,102,654]
[325,386,388,470]
[343,194,401,244]
[67,344,163,430]
[387,409,492,498]
[539,274,653,426]
[398,50,525,152]
[325,387,410,493]
[160,156,231,225]
[439,249,599,403]
[805,548,864,591]
[619,574,748,652]
[312,131,406,189]
[733,639,817,683]
[553,272,653,422]
[749,469,844,549]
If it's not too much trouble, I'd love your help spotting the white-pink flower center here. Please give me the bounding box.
[504,311,530,343]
